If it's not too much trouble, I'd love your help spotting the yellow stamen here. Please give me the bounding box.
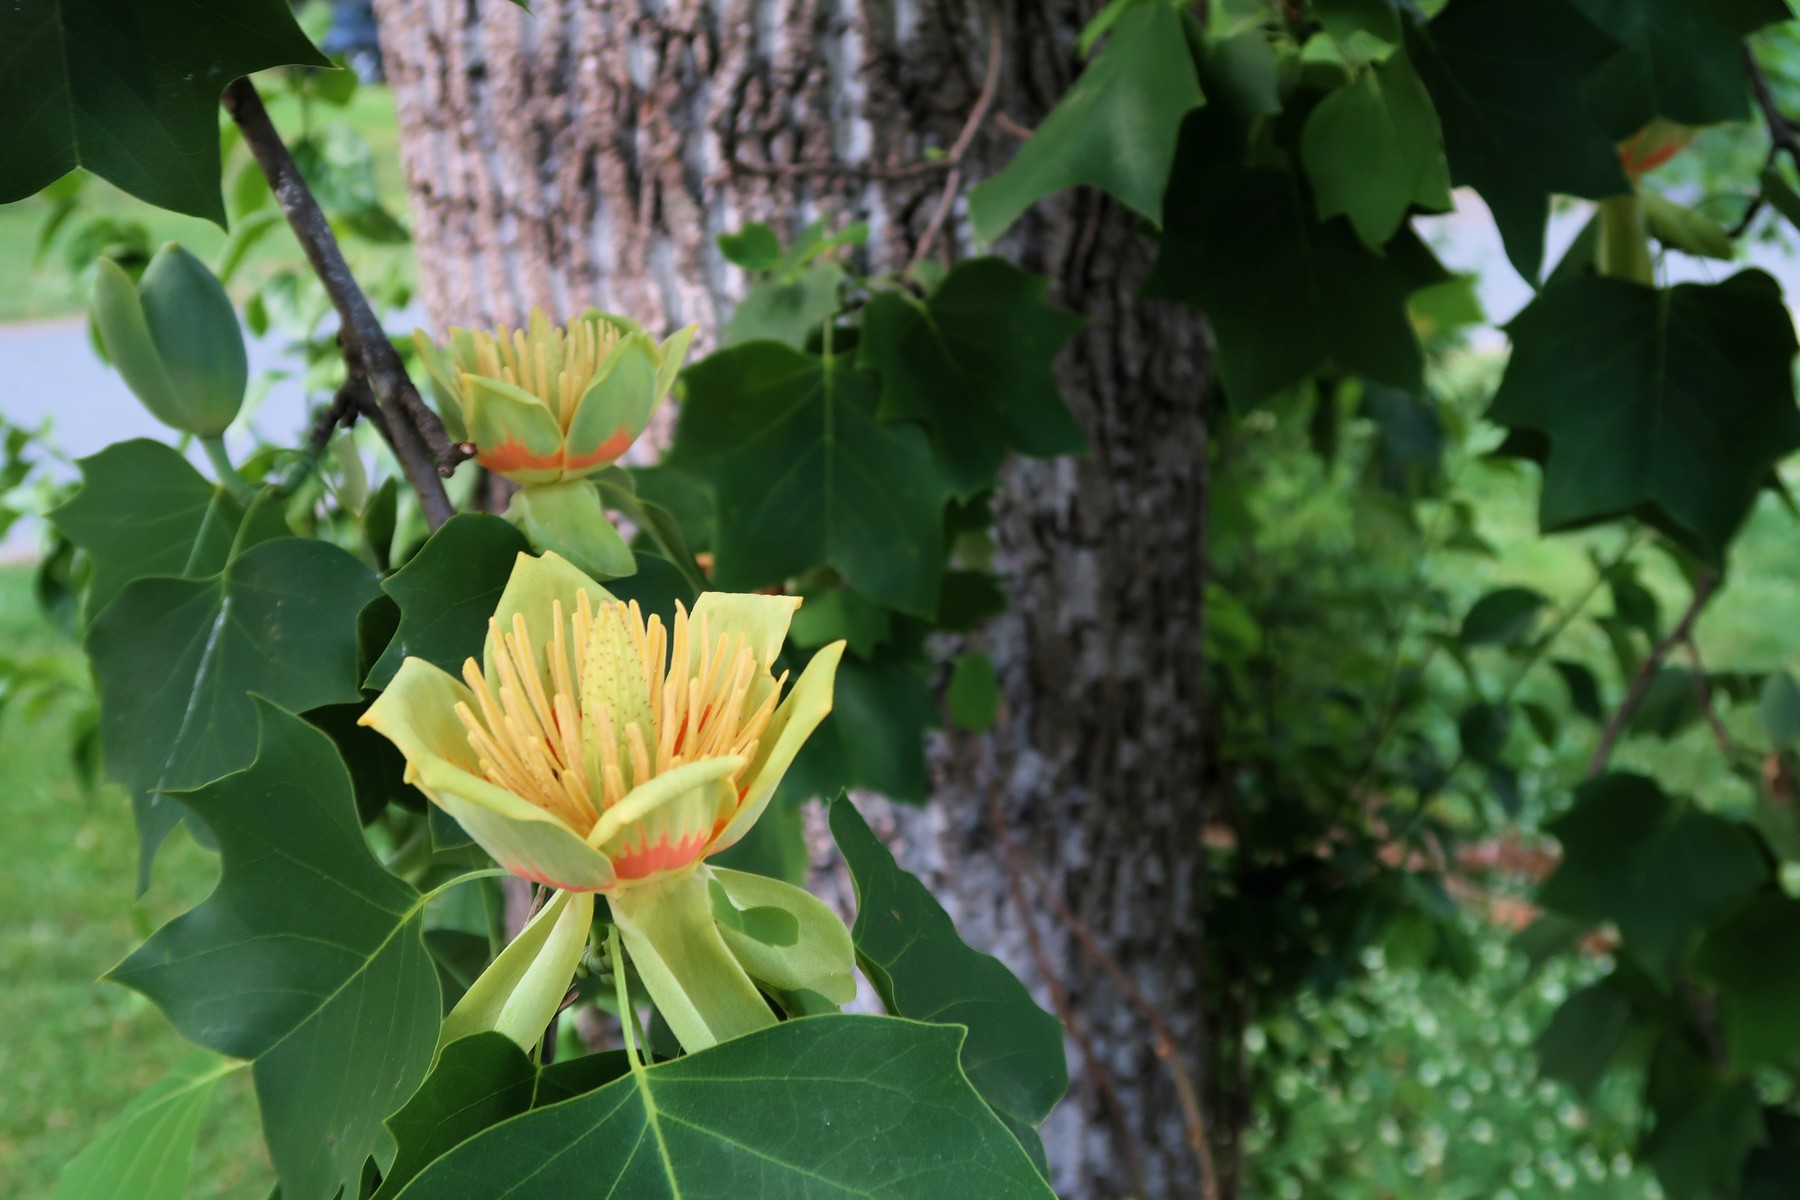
[451,597,784,844]
[452,309,623,430]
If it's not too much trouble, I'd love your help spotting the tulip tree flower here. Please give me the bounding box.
[362,552,852,1053]
[92,244,247,440]
[414,310,696,580]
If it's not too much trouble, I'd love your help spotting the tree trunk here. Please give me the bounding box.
[372,3,1212,1195]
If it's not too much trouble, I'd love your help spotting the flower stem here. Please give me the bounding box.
[201,436,255,503]
[609,924,648,1073]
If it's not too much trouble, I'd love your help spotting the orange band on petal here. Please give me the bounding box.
[564,426,636,474]
[1620,143,1684,176]
[610,831,711,882]
[479,437,563,475]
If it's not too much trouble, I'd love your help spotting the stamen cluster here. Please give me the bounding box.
[454,595,785,838]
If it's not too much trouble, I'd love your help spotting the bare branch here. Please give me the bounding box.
[1733,51,1800,238]
[989,792,1150,1197]
[221,78,469,530]
[907,11,1007,276]
[1586,572,1719,778]
[993,112,1034,141]
[1002,816,1220,1198]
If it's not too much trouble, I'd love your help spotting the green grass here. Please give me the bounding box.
[0,82,405,324]
[0,567,268,1198]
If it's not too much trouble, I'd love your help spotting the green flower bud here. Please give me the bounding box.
[91,244,247,438]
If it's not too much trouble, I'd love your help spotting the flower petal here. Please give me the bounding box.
[562,332,661,477]
[360,656,483,773]
[607,869,776,1052]
[485,550,614,686]
[654,324,698,404]
[506,480,636,581]
[462,375,565,484]
[586,756,744,849]
[710,866,856,1005]
[414,757,617,891]
[712,639,844,855]
[361,657,617,891]
[410,329,468,442]
[440,888,595,1051]
[688,592,803,673]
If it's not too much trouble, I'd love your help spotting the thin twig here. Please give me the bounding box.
[1682,637,1737,756]
[993,112,1034,141]
[1006,824,1220,1198]
[221,78,467,529]
[1733,52,1800,238]
[281,372,380,493]
[726,154,950,182]
[907,10,1006,275]
[1586,572,1719,778]
[989,791,1149,1197]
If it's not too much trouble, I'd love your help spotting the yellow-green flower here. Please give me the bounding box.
[362,552,851,1051]
[415,308,694,485]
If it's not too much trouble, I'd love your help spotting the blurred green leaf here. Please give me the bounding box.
[1458,586,1548,647]
[1488,271,1800,561]
[671,342,950,616]
[860,259,1085,497]
[947,652,1001,733]
[1569,0,1788,135]
[1147,164,1426,404]
[1760,670,1800,748]
[0,1,329,219]
[1539,773,1768,974]
[1407,0,1628,279]
[1695,890,1800,1070]
[721,261,843,349]
[969,0,1204,240]
[1302,49,1451,248]
[52,1052,241,1200]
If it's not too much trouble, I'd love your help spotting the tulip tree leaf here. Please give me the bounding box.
[374,1034,630,1200]
[49,439,246,623]
[1301,49,1453,248]
[1487,271,1800,561]
[1146,163,1426,405]
[1694,891,1800,1070]
[968,0,1204,241]
[110,703,442,1200]
[784,649,937,805]
[1407,0,1629,280]
[721,261,844,349]
[366,514,530,689]
[1569,0,1789,136]
[0,0,330,220]
[831,797,1069,1143]
[392,1015,1055,1199]
[1642,1038,1767,1200]
[670,341,950,616]
[1538,773,1769,975]
[51,1052,242,1200]
[86,536,383,885]
[1459,587,1549,647]
[860,258,1086,497]
[1534,977,1637,1099]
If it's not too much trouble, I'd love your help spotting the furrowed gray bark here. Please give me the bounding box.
[372,2,1212,1193]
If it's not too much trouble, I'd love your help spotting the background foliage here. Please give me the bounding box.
[10,0,1800,1197]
